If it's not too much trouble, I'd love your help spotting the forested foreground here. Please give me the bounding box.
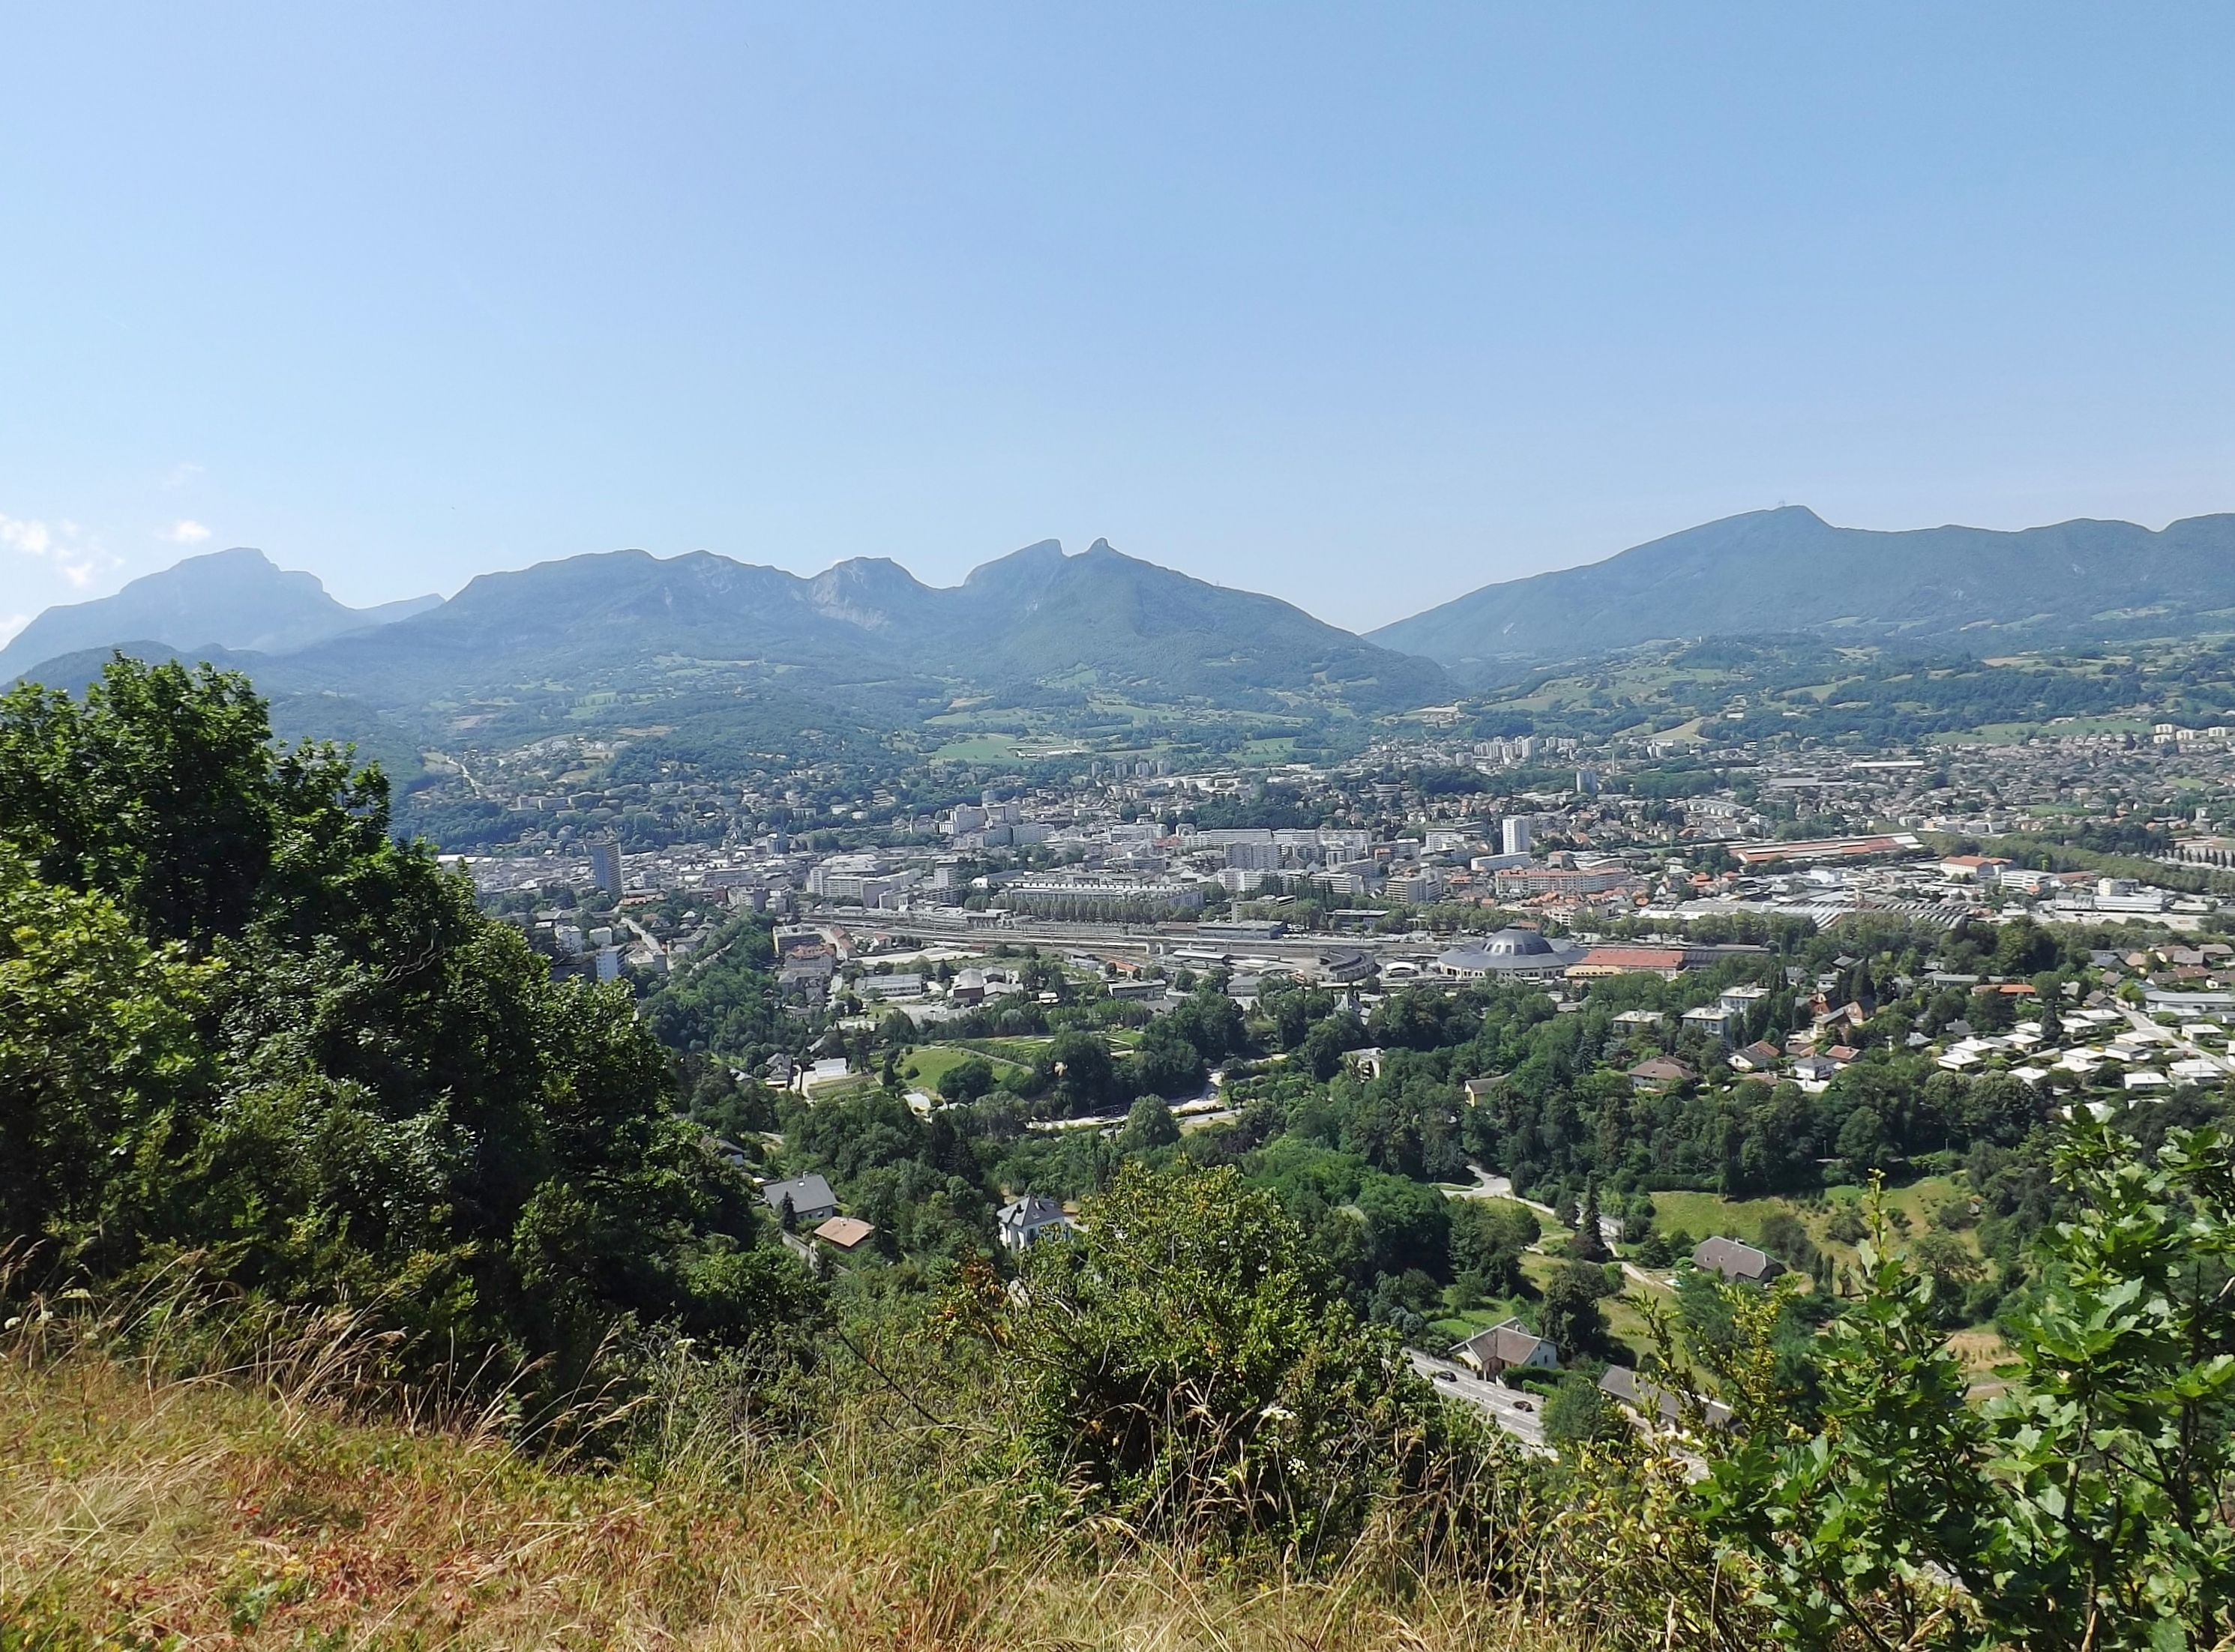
[4,660,2234,1650]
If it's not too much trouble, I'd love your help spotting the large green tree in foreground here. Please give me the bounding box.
[0,657,822,1402]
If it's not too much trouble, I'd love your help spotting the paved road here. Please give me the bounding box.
[1406,1350,1550,1451]
[2120,1003,2232,1078]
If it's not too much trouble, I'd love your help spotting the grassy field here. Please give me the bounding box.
[926,733,1023,763]
[1649,1175,1976,1264]
[0,1317,1580,1652]
[897,1043,1029,1090]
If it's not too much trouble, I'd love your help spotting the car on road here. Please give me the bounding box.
[1432,1369,1456,1383]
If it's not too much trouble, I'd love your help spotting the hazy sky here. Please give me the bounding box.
[4,4,2233,643]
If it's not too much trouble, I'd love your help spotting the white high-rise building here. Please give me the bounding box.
[1502,816,1532,858]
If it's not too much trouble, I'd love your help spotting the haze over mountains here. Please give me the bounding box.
[1374,507,2235,678]
[0,547,439,683]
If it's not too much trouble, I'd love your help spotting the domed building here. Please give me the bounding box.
[1435,926,1586,982]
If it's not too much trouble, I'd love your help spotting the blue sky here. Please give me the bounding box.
[3,4,2232,642]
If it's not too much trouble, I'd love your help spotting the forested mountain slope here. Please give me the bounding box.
[1373,507,2235,674]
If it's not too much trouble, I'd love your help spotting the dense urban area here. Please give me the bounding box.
[437,703,2235,1434]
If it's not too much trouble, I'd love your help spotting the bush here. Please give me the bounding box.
[1699,1123,2235,1648]
[1541,1372,1619,1448]
[986,1162,1507,1564]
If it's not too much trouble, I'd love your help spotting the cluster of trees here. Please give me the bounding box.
[0,659,825,1409]
[640,901,2132,1343]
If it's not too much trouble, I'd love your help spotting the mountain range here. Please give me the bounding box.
[1,539,1448,765]
[266,536,1445,711]
[13,507,2235,744]
[1372,506,2235,677]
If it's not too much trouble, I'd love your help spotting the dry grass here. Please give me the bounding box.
[0,1308,1583,1651]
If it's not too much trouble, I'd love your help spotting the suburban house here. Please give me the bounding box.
[1680,1003,1738,1043]
[813,1216,878,1253]
[760,1173,840,1226]
[1730,1040,1784,1073]
[1692,1235,1786,1285]
[1344,1046,1388,1079]
[1718,983,1772,1016]
[1455,1317,1559,1377]
[996,1193,1074,1252]
[1628,1055,1697,1094]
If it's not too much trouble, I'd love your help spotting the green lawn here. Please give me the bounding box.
[927,735,1022,763]
[899,1044,1028,1088]
[1644,1175,1983,1273]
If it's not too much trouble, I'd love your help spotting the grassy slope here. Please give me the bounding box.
[0,1339,1574,1651]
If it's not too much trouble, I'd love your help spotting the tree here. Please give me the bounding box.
[0,657,829,1407]
[1542,1372,1619,1449]
[1538,1261,1610,1360]
[1354,1172,1452,1279]
[936,1055,996,1106]
[1032,1029,1116,1114]
[0,658,283,948]
[1699,1124,2235,1649]
[1119,1095,1179,1154]
[1298,1010,1368,1082]
[1571,1182,1611,1263]
[1129,1019,1208,1097]
[1449,1198,1536,1297]
[1836,1104,1887,1171]
[0,850,214,1248]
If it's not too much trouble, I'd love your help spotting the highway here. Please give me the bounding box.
[1406,1350,1550,1451]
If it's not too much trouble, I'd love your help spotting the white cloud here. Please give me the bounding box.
[163,462,205,489]
[0,513,119,592]
[0,613,28,645]
[0,514,54,557]
[160,519,211,544]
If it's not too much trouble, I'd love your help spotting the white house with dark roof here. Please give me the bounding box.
[760,1173,839,1226]
[997,1193,1074,1253]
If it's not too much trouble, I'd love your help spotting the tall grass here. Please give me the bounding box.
[0,1273,1601,1651]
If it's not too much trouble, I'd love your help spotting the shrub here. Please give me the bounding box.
[987,1162,1509,1565]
